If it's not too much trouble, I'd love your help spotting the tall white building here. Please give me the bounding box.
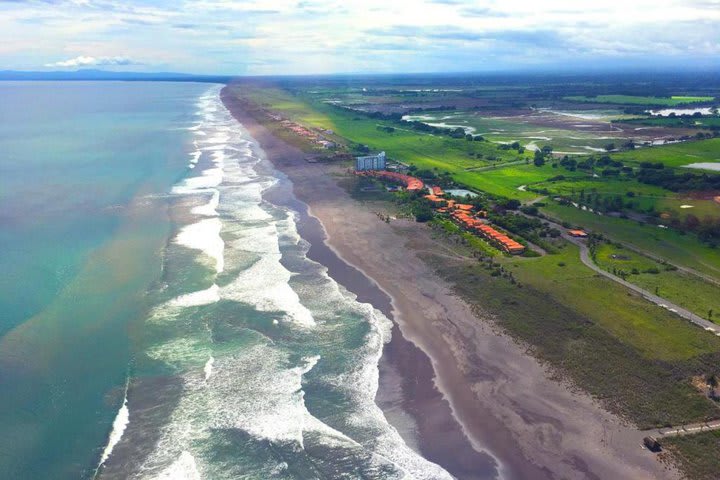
[355,151,386,171]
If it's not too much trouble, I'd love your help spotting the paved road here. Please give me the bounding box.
[650,419,720,438]
[517,209,720,334]
[464,159,527,172]
[540,209,720,287]
[566,233,720,333]
[618,241,720,288]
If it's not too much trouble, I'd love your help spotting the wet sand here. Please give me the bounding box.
[221,86,679,480]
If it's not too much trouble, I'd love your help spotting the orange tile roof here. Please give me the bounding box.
[358,170,425,191]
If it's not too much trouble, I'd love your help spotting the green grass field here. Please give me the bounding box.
[533,175,720,221]
[565,95,715,106]
[617,116,720,129]
[240,86,534,168]
[594,242,720,321]
[612,138,720,168]
[431,243,720,428]
[663,430,720,480]
[541,203,720,282]
[453,163,589,199]
[501,243,719,361]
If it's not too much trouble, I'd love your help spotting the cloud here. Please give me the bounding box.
[1,0,718,75]
[461,7,509,17]
[369,25,565,48]
[44,55,138,67]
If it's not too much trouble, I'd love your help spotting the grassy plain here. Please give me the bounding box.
[541,203,720,281]
[617,116,720,129]
[565,95,715,106]
[612,138,720,168]
[662,430,720,480]
[594,243,720,321]
[404,109,637,154]
[430,242,720,428]
[500,244,719,361]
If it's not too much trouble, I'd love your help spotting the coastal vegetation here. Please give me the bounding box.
[663,430,720,480]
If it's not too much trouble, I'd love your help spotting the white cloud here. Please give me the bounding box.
[0,0,717,74]
[44,55,137,68]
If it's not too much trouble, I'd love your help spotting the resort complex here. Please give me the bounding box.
[355,159,526,254]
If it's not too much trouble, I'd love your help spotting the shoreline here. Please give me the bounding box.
[253,109,500,479]
[221,85,678,479]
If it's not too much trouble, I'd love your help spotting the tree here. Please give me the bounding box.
[604,143,616,152]
[533,150,545,167]
[684,214,700,231]
[502,199,521,210]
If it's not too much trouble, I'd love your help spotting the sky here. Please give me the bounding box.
[1,0,719,75]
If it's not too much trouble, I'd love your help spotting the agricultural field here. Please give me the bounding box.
[564,95,716,106]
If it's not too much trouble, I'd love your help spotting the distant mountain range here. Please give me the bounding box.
[0,69,233,82]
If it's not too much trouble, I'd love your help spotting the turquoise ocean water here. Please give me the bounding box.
[0,82,452,479]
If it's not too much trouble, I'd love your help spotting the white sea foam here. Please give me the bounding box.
[94,379,130,475]
[174,218,224,273]
[138,84,455,480]
[191,190,219,217]
[189,150,201,165]
[169,284,220,307]
[203,356,214,381]
[152,451,201,480]
[222,245,316,327]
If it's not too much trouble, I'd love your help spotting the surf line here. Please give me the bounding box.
[92,372,131,479]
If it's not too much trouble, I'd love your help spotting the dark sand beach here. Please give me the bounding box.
[221,86,679,480]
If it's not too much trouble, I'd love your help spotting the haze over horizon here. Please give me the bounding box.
[1,0,719,76]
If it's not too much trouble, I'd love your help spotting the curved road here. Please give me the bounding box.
[516,209,720,335]
[564,231,720,333]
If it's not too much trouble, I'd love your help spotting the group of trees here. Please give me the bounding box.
[636,168,720,192]
[666,214,720,243]
[533,145,554,166]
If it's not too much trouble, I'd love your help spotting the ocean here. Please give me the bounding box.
[0,82,452,479]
